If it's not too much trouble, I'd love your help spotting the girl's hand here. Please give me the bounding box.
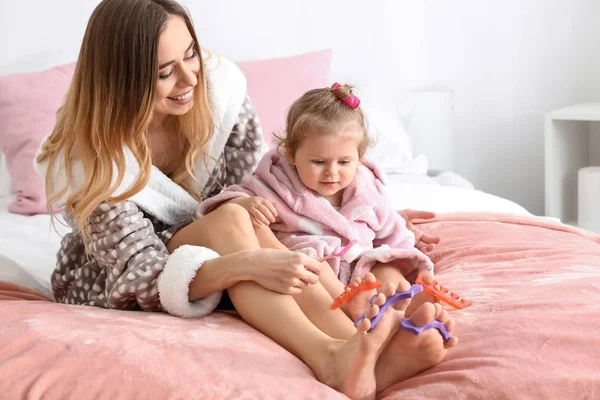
[230,197,278,227]
[397,209,441,253]
[241,249,321,295]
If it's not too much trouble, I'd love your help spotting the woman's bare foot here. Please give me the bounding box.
[375,301,458,393]
[318,298,401,400]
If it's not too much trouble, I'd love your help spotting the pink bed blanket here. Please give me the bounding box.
[1,212,599,399]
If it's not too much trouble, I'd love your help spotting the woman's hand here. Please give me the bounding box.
[230,197,278,227]
[398,209,441,253]
[240,249,321,295]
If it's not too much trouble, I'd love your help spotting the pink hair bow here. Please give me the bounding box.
[331,82,360,109]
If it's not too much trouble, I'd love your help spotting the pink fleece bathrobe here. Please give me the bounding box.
[198,149,433,285]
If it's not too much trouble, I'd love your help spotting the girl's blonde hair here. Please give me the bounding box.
[279,83,371,158]
[36,0,214,234]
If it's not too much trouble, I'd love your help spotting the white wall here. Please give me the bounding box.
[416,0,600,214]
[1,0,599,214]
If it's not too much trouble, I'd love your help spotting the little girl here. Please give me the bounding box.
[198,83,434,319]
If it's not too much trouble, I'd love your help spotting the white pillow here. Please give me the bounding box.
[362,103,414,173]
[0,254,54,299]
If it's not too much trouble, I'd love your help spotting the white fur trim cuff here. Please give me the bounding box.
[158,245,223,318]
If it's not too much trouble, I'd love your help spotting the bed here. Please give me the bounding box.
[2,47,600,399]
[2,175,600,399]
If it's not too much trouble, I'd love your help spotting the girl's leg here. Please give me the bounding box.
[370,262,406,290]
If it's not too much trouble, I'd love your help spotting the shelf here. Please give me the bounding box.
[546,103,600,121]
[544,105,600,223]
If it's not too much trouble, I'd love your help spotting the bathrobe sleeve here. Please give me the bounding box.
[52,201,223,318]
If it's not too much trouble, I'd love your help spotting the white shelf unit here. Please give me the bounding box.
[545,103,600,226]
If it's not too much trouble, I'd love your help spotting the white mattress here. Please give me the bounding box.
[0,184,531,298]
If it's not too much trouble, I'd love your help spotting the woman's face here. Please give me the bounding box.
[153,16,200,121]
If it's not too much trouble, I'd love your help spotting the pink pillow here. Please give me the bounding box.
[0,50,332,215]
[0,63,76,215]
[237,49,332,148]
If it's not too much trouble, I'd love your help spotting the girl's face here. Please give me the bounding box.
[153,16,200,122]
[290,128,361,206]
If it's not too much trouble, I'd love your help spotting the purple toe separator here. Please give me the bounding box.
[369,293,379,304]
[399,318,451,342]
[354,284,423,329]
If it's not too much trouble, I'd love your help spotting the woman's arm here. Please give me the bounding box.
[183,251,247,300]
[187,248,321,300]
[171,204,322,299]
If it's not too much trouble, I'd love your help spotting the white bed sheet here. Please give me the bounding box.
[0,184,531,297]
[0,196,70,297]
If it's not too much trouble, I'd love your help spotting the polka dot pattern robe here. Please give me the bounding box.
[51,96,263,317]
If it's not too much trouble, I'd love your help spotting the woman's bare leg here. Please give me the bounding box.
[229,280,402,399]
[168,203,401,398]
[252,225,347,298]
[253,225,357,339]
[172,209,357,339]
[168,203,262,254]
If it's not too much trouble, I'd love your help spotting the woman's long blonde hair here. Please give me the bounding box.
[36,0,214,234]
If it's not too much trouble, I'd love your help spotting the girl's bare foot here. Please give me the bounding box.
[345,273,381,321]
[403,272,436,316]
[318,298,401,400]
[375,301,458,393]
[346,274,436,321]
